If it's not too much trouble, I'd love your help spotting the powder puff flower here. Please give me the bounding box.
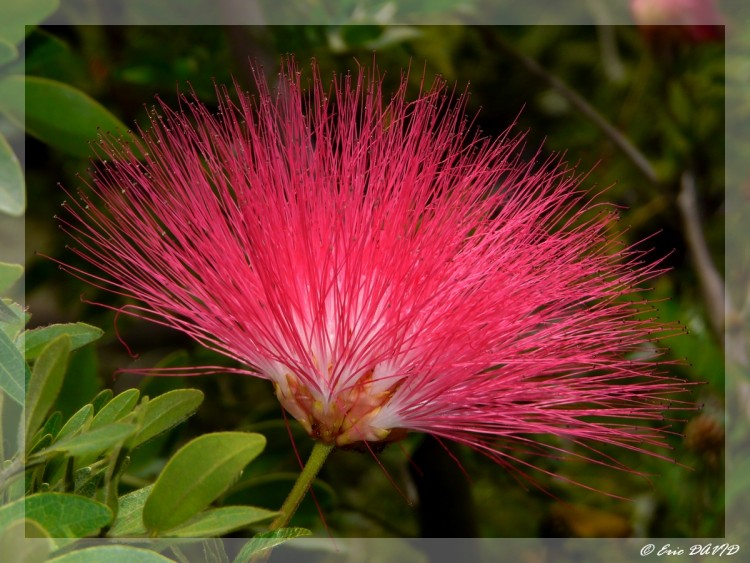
[56,60,687,480]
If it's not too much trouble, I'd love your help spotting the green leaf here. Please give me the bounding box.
[22,323,104,361]
[0,0,59,47]
[25,334,70,438]
[0,298,18,324]
[0,299,26,339]
[27,432,52,455]
[73,465,102,498]
[129,388,203,448]
[55,345,101,419]
[108,485,153,537]
[142,432,266,532]
[164,506,278,538]
[0,493,112,538]
[0,499,24,530]
[47,546,174,563]
[27,409,62,453]
[0,133,24,216]
[0,518,51,563]
[55,403,94,442]
[90,388,139,429]
[36,422,136,458]
[45,404,93,484]
[233,528,311,562]
[24,29,71,75]
[0,75,128,158]
[35,410,63,440]
[0,328,24,405]
[0,38,18,65]
[0,262,23,294]
[111,491,277,539]
[91,388,113,413]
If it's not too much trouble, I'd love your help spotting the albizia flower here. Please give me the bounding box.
[57,60,687,483]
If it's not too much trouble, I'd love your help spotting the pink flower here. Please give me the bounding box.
[57,60,687,479]
[631,0,725,43]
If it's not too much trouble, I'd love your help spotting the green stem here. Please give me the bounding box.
[269,441,335,531]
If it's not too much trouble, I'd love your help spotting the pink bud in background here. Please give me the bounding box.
[631,0,725,44]
[56,60,689,485]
